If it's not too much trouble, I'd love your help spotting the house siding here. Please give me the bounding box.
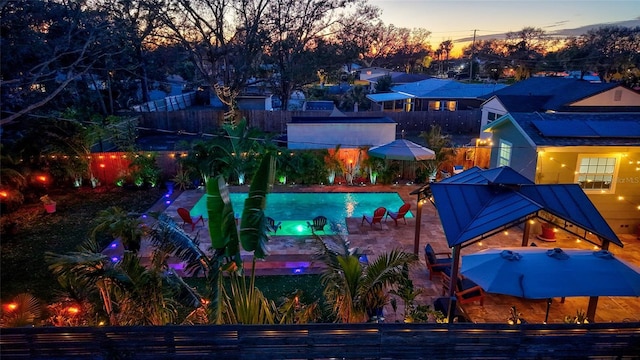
[536,147,640,234]
[571,87,640,107]
[489,124,537,181]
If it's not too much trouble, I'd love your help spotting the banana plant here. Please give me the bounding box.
[204,152,276,324]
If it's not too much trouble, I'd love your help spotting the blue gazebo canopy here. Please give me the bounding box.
[429,166,622,248]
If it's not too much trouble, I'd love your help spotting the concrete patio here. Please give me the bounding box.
[142,183,640,325]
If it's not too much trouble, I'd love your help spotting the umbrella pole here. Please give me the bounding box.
[544,298,552,324]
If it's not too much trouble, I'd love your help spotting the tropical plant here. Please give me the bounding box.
[148,153,283,325]
[128,152,161,188]
[564,309,589,324]
[389,264,445,323]
[361,152,384,185]
[0,293,43,327]
[46,239,127,325]
[91,206,146,252]
[47,238,201,326]
[171,166,192,191]
[420,125,457,180]
[324,145,346,185]
[314,236,417,323]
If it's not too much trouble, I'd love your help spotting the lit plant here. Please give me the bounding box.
[507,306,524,325]
[564,309,589,324]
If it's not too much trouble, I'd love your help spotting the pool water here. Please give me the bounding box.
[190,192,411,236]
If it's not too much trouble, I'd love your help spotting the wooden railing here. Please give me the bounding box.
[2,322,639,359]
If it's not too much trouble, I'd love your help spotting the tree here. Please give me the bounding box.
[263,0,361,110]
[0,1,126,125]
[159,0,270,110]
[386,28,432,73]
[315,236,417,323]
[504,27,555,80]
[554,26,640,85]
[439,40,454,74]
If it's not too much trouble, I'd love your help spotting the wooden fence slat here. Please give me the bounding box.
[2,323,639,359]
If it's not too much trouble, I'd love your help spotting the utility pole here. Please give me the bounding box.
[469,29,477,82]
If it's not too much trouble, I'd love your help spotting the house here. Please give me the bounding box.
[478,77,640,139]
[482,111,640,233]
[367,78,507,112]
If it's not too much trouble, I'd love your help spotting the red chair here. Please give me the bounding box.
[361,207,386,229]
[386,203,411,226]
[177,208,204,231]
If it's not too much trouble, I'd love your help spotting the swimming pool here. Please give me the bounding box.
[190,192,412,235]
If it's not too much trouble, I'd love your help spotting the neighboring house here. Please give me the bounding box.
[367,78,507,112]
[478,77,640,139]
[482,112,640,233]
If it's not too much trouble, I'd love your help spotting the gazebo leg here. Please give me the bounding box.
[587,296,598,323]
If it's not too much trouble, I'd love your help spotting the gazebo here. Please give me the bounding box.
[410,166,623,322]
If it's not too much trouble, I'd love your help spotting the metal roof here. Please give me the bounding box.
[429,167,622,248]
[366,92,414,102]
[485,112,640,147]
[392,78,507,99]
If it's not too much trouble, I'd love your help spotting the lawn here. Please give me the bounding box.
[0,187,165,302]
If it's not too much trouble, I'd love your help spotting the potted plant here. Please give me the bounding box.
[40,195,56,213]
[538,213,557,241]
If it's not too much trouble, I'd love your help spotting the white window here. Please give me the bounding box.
[576,156,618,192]
[498,140,512,167]
[488,112,501,121]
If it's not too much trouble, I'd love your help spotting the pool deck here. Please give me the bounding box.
[140,183,640,324]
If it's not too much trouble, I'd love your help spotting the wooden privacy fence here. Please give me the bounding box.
[1,322,639,359]
[135,110,482,136]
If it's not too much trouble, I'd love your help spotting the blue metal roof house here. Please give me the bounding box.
[367,78,507,112]
[478,77,640,139]
[482,111,640,234]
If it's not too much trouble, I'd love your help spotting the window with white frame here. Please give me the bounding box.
[576,156,617,192]
[498,140,512,167]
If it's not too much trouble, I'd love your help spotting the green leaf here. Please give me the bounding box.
[239,153,274,258]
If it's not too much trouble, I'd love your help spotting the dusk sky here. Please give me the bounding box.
[370,0,640,54]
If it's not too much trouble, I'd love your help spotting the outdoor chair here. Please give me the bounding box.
[307,216,327,233]
[441,268,485,305]
[361,207,386,229]
[386,203,411,226]
[424,243,452,280]
[177,207,205,232]
[266,216,282,234]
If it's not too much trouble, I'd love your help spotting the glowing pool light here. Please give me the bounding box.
[110,242,117,248]
[111,257,119,262]
[293,268,303,274]
[296,225,305,233]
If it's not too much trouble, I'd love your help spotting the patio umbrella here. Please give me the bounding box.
[368,139,435,161]
[460,247,640,321]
